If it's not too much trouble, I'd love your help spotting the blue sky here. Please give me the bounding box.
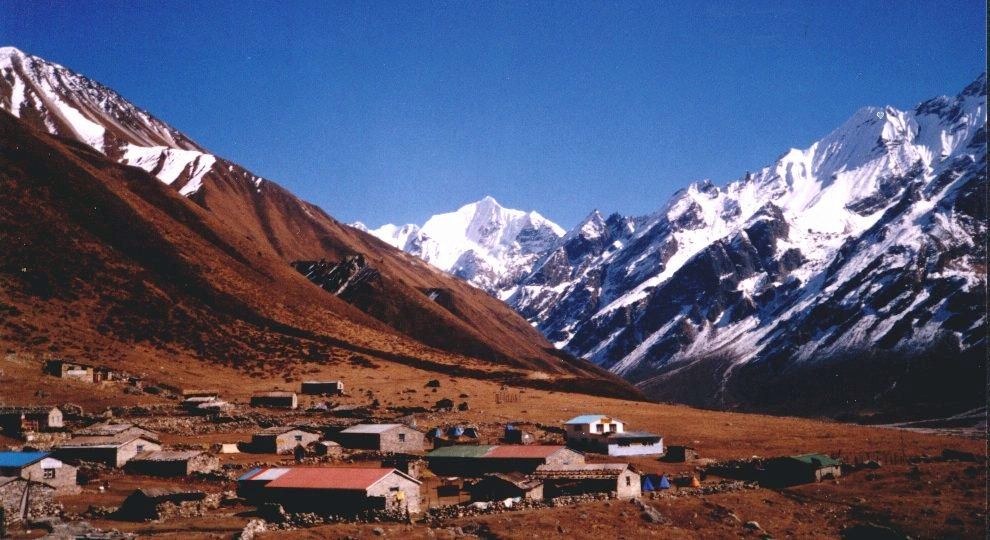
[2,1,986,228]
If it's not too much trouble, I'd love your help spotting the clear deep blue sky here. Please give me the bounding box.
[2,1,986,228]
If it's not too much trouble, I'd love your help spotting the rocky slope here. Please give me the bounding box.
[505,74,987,416]
[0,46,637,394]
[354,196,564,292]
[360,75,987,417]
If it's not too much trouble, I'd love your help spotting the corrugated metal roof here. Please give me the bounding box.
[340,423,403,434]
[788,454,841,467]
[131,450,203,462]
[0,451,49,467]
[484,445,567,459]
[248,468,291,481]
[237,467,263,481]
[564,414,625,425]
[264,467,397,490]
[427,445,496,458]
[607,431,662,440]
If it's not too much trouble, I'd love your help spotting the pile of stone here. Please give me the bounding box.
[647,480,758,499]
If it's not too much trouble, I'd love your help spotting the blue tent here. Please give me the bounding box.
[447,426,465,437]
[463,427,479,438]
[428,427,443,439]
[658,474,671,489]
[642,475,656,491]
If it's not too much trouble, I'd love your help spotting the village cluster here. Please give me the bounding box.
[0,359,852,535]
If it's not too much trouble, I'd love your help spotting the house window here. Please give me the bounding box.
[595,424,604,433]
[294,435,303,442]
[43,468,56,479]
[625,476,631,486]
[609,423,617,432]
[398,433,406,442]
[136,444,145,452]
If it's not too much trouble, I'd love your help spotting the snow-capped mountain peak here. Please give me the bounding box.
[498,74,986,411]
[354,196,565,292]
[0,45,266,199]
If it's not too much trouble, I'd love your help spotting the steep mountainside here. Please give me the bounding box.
[505,74,987,416]
[0,46,636,393]
[360,75,987,417]
[353,196,564,292]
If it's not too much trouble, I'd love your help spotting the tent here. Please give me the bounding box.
[463,427,479,438]
[447,426,465,437]
[428,428,443,440]
[658,474,671,489]
[642,475,656,491]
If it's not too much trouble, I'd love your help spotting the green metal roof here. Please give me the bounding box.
[788,453,841,467]
[426,445,495,458]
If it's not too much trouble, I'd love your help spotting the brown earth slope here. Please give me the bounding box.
[0,110,638,399]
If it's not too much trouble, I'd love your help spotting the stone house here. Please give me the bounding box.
[533,463,642,499]
[126,450,219,477]
[664,445,699,463]
[426,445,585,477]
[335,424,425,453]
[42,359,93,381]
[55,431,162,467]
[300,380,345,395]
[764,454,842,486]
[117,487,208,521]
[0,476,55,528]
[246,467,422,515]
[251,426,321,454]
[250,391,298,409]
[0,452,77,492]
[467,472,544,501]
[0,406,63,437]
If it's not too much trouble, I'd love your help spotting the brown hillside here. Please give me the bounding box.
[0,110,638,399]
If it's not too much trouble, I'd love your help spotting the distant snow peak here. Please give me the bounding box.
[352,196,565,292]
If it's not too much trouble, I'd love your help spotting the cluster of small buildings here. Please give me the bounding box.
[3,364,850,529]
[42,359,116,384]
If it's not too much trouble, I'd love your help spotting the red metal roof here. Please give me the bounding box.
[483,445,567,459]
[263,467,396,491]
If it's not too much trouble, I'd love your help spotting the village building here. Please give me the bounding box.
[764,454,842,486]
[426,445,585,477]
[336,424,425,453]
[250,391,298,410]
[181,396,232,415]
[467,472,544,502]
[603,431,664,456]
[242,467,422,515]
[237,467,291,498]
[42,359,93,381]
[0,406,63,437]
[55,427,162,467]
[0,476,55,528]
[0,452,77,492]
[181,389,219,399]
[300,380,345,395]
[664,445,700,463]
[251,426,321,454]
[117,487,207,521]
[311,440,344,458]
[503,424,536,445]
[564,415,663,456]
[533,463,642,499]
[126,450,219,477]
[381,455,426,479]
[73,421,158,441]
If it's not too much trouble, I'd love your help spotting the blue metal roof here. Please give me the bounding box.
[564,414,618,424]
[236,467,263,481]
[0,451,49,468]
